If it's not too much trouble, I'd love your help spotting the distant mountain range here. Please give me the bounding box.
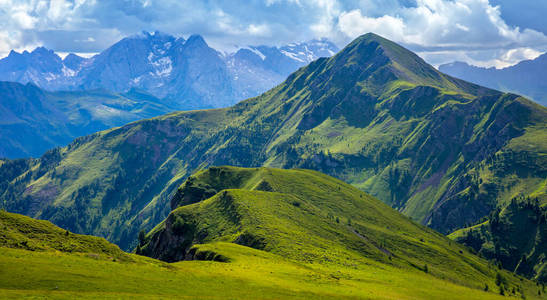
[0,31,338,109]
[439,54,547,106]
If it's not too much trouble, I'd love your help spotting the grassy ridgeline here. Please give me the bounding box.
[0,210,128,260]
[138,166,543,298]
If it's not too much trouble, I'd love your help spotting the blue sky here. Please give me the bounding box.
[2,0,546,68]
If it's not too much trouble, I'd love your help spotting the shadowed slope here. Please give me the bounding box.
[450,198,547,282]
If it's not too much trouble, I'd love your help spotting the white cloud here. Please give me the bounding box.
[419,46,544,69]
[486,47,543,68]
[332,0,547,68]
[12,10,38,29]
[501,47,542,63]
[0,0,97,57]
[265,0,302,7]
[0,30,40,56]
[47,0,73,22]
[338,10,405,42]
[336,0,547,47]
[56,51,98,59]
[247,24,271,36]
[308,0,341,39]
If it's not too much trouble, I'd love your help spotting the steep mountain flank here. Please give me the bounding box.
[450,198,547,282]
[1,33,545,254]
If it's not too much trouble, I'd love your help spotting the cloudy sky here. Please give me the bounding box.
[2,0,547,68]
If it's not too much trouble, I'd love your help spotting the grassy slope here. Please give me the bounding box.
[0,210,128,260]
[1,33,545,255]
[0,196,542,299]
[2,243,534,300]
[139,166,542,298]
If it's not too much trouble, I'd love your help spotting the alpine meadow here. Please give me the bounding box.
[1,1,547,299]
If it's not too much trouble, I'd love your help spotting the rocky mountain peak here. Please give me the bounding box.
[185,34,208,49]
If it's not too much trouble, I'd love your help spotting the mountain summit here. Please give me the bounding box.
[307,33,489,96]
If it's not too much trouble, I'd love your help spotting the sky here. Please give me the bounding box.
[1,0,547,68]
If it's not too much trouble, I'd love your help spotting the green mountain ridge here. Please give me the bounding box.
[0,33,545,262]
[138,166,503,281]
[136,166,544,298]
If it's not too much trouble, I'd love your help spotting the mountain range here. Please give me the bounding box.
[0,31,338,110]
[1,33,546,282]
[439,54,547,106]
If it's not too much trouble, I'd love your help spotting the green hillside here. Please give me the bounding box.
[0,173,544,299]
[1,32,545,257]
[450,198,546,282]
[0,210,128,260]
[135,166,542,298]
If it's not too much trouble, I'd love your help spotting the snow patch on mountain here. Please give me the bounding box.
[247,47,266,60]
[151,57,172,77]
[280,50,305,62]
[61,66,77,77]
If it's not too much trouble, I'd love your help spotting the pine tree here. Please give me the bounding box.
[138,229,146,245]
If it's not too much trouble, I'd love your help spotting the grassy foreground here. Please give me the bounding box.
[0,242,533,299]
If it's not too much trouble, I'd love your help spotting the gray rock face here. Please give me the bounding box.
[226,39,338,101]
[0,47,83,91]
[0,32,339,110]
